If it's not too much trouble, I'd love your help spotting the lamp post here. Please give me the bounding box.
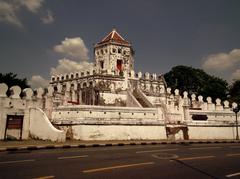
[233,106,239,140]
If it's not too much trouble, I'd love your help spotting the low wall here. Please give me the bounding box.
[52,105,161,125]
[188,125,236,140]
[29,108,66,142]
[70,125,167,140]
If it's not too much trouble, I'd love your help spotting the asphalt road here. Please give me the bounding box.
[0,143,240,179]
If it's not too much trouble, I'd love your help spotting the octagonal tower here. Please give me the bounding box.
[94,29,134,74]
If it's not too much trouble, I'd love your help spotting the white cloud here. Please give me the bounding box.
[50,58,93,76]
[202,49,240,71]
[54,37,89,60]
[29,38,92,88]
[29,59,93,88]
[231,69,240,80]
[0,1,22,27]
[41,10,54,24]
[19,0,44,13]
[29,75,49,88]
[0,0,53,27]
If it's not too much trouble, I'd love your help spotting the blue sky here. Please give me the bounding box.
[0,0,240,87]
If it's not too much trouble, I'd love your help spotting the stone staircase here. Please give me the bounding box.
[132,89,154,108]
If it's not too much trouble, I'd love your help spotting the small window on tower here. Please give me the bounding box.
[112,48,116,53]
[118,48,122,53]
[117,60,122,71]
[100,61,104,69]
[105,49,108,53]
[101,49,104,55]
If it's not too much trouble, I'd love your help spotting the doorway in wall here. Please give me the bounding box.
[4,115,24,140]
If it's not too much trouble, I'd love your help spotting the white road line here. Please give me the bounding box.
[136,148,178,154]
[189,147,222,150]
[82,162,155,173]
[226,172,240,178]
[177,155,215,161]
[0,159,35,164]
[58,155,88,160]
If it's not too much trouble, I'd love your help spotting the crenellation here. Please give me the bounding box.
[198,95,203,102]
[47,86,54,97]
[144,72,150,80]
[167,87,171,94]
[207,96,212,104]
[183,91,188,99]
[174,89,179,96]
[10,86,21,99]
[23,88,33,100]
[224,100,230,109]
[36,87,44,99]
[152,73,157,80]
[0,83,8,97]
[138,71,142,78]
[232,102,238,108]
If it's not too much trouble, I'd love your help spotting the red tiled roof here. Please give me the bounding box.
[97,29,130,46]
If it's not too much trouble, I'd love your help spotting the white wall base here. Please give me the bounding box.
[71,125,167,140]
[188,126,236,140]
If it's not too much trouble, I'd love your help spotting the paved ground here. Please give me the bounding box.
[0,143,240,179]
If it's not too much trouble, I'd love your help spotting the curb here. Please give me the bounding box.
[1,140,240,152]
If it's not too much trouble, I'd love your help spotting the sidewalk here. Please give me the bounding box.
[0,139,239,152]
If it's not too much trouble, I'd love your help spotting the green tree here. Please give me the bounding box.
[0,73,29,89]
[200,77,228,101]
[164,65,228,101]
[229,80,240,105]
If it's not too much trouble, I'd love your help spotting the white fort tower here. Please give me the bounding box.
[50,28,166,106]
[94,28,134,74]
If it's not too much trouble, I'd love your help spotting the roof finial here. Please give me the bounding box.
[112,27,116,32]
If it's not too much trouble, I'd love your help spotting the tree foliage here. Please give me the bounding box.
[0,73,29,89]
[164,66,228,101]
[229,80,240,105]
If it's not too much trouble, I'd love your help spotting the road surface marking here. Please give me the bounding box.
[189,147,222,150]
[152,153,179,160]
[0,159,35,164]
[226,153,240,157]
[136,148,178,153]
[82,162,155,173]
[58,155,88,160]
[226,172,240,178]
[33,176,55,179]
[178,155,215,161]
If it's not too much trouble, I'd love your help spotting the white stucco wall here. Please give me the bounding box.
[188,126,236,140]
[100,93,127,104]
[29,108,66,142]
[52,105,160,125]
[71,125,167,140]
